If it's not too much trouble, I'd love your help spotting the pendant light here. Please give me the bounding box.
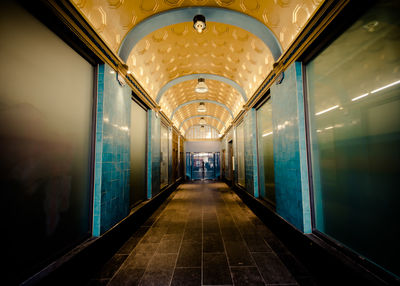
[193,15,206,33]
[195,78,208,93]
[199,117,206,124]
[197,102,207,112]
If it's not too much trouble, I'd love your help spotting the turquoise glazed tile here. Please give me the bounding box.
[93,64,132,235]
[270,62,311,233]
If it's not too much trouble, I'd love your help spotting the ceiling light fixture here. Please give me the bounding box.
[199,117,206,124]
[195,78,208,93]
[193,14,206,33]
[197,102,207,112]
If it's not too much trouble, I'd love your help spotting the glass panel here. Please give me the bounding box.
[192,153,204,180]
[215,152,221,179]
[0,1,93,279]
[203,153,215,179]
[307,0,400,276]
[236,122,245,186]
[130,103,147,207]
[257,100,276,205]
[160,124,169,188]
[185,152,191,180]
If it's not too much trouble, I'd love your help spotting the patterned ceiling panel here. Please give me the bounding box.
[70,0,324,132]
[159,78,243,119]
[71,0,323,53]
[181,116,224,135]
[172,103,231,130]
[127,22,273,99]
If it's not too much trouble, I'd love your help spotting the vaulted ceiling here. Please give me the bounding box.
[71,0,323,136]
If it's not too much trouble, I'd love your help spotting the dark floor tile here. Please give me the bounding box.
[203,221,220,233]
[252,252,297,284]
[124,251,154,269]
[203,233,224,253]
[141,227,168,243]
[296,275,321,286]
[94,254,128,279]
[139,253,177,286]
[133,242,159,254]
[158,234,182,254]
[277,252,310,278]
[224,240,254,266]
[220,226,243,241]
[107,267,146,286]
[86,278,109,286]
[230,266,265,286]
[170,267,201,286]
[176,242,201,267]
[242,235,273,252]
[117,227,149,254]
[167,222,186,234]
[203,253,233,285]
[182,228,202,243]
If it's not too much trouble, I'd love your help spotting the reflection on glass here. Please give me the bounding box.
[257,100,275,205]
[185,152,191,180]
[160,124,169,188]
[187,152,220,180]
[307,0,400,276]
[236,122,245,186]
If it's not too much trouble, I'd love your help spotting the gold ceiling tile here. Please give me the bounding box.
[240,0,261,12]
[71,0,322,55]
[107,0,124,9]
[127,21,274,99]
[158,78,243,115]
[164,0,185,7]
[139,0,160,13]
[72,0,87,9]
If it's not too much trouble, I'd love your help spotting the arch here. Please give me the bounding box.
[156,73,247,103]
[185,124,221,135]
[178,115,225,130]
[119,7,282,62]
[171,99,233,120]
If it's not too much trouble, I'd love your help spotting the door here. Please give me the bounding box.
[189,152,220,180]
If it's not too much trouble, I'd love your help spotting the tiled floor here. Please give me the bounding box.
[88,181,318,286]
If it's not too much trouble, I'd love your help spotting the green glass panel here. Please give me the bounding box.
[307,0,400,276]
[257,100,275,205]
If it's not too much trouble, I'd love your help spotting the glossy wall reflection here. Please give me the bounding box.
[306,0,400,276]
[257,100,276,205]
[0,1,93,281]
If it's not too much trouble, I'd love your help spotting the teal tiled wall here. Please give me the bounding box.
[93,64,131,235]
[270,62,311,233]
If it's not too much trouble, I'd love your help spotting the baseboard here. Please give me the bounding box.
[231,184,399,286]
[22,179,182,286]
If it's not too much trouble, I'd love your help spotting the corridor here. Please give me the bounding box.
[2,0,399,284]
[89,182,314,286]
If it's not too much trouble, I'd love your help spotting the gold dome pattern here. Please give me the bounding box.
[128,22,273,99]
[69,0,324,136]
[71,0,323,52]
[181,116,225,135]
[173,102,231,131]
[159,78,244,119]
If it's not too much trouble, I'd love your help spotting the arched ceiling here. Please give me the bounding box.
[159,78,243,118]
[71,0,324,137]
[127,22,274,98]
[172,102,232,132]
[181,115,225,135]
[71,0,323,53]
